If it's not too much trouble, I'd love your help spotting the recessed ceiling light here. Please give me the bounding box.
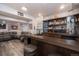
[60,5,65,10]
[21,6,27,11]
[38,13,42,16]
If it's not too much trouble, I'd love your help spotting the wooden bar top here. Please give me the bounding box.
[25,34,79,52]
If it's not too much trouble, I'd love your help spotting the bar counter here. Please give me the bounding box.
[25,34,79,53]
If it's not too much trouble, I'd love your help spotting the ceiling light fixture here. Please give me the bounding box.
[60,5,65,10]
[21,6,27,11]
[38,13,42,16]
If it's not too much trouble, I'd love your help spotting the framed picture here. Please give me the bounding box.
[11,25,18,30]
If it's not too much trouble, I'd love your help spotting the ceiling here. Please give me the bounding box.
[3,3,79,18]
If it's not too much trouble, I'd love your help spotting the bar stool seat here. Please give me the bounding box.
[24,44,38,56]
[25,44,37,52]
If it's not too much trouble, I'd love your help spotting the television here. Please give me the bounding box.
[0,20,6,29]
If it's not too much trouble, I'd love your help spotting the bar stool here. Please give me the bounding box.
[24,37,38,56]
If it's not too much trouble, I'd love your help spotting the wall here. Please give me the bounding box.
[8,21,30,35]
[20,23,29,32]
[0,18,31,35]
[31,16,43,34]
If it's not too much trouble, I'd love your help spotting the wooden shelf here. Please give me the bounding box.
[49,23,66,27]
[43,17,66,33]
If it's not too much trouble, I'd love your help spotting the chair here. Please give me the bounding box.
[24,37,38,56]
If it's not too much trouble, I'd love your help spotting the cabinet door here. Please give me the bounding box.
[67,16,75,34]
[43,21,49,33]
